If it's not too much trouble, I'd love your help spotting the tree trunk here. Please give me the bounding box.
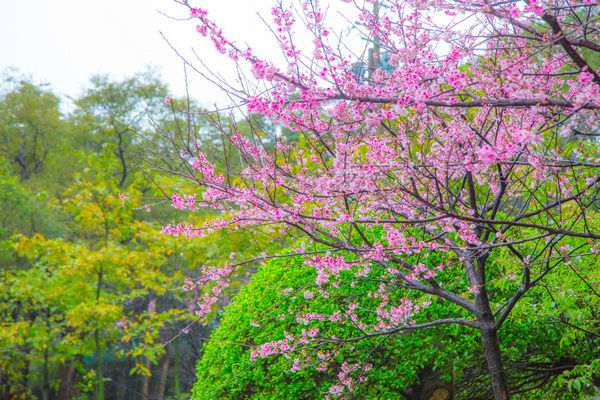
[21,358,30,400]
[141,296,157,399]
[155,356,170,400]
[95,351,104,400]
[94,264,105,400]
[141,357,152,400]
[480,324,510,400]
[468,255,510,400]
[0,366,8,400]
[173,339,181,400]
[57,363,76,400]
[42,346,49,400]
[42,307,51,400]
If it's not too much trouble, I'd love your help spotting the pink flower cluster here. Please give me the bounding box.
[165,0,600,394]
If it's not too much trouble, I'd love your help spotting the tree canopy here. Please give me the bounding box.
[148,1,600,399]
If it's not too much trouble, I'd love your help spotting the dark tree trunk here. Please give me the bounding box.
[468,254,511,400]
[141,296,157,399]
[480,324,510,400]
[57,363,76,400]
[475,291,510,400]
[173,339,181,400]
[155,356,170,400]
[141,357,152,400]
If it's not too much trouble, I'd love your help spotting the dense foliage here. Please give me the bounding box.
[194,241,600,399]
[0,70,274,400]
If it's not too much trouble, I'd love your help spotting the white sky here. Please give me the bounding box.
[0,0,278,106]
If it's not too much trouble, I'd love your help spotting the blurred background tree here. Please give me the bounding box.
[0,69,276,400]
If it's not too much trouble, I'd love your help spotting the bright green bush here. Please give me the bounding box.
[192,250,479,399]
[193,243,600,399]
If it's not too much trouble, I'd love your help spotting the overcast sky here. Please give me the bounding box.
[0,0,277,106]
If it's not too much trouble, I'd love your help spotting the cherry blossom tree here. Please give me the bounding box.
[147,1,600,399]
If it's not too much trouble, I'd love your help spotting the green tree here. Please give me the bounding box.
[0,176,195,400]
[72,69,168,188]
[0,76,64,181]
[0,70,286,400]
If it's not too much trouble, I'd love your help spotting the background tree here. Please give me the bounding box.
[73,69,168,188]
[0,69,269,400]
[0,76,63,181]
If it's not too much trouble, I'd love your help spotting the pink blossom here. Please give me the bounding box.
[158,0,600,391]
